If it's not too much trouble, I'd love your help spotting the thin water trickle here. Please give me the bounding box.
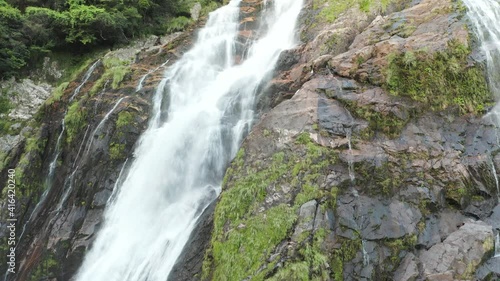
[107,158,129,205]
[346,128,355,182]
[362,239,370,266]
[55,167,78,213]
[136,60,169,92]
[69,60,101,102]
[75,0,304,280]
[94,80,110,115]
[84,97,126,158]
[73,125,91,168]
[489,157,500,201]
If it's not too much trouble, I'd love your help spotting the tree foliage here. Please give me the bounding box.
[0,0,221,78]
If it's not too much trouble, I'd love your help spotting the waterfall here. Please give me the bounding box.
[75,0,303,280]
[463,0,500,261]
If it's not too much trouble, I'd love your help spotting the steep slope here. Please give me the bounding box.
[1,0,499,280]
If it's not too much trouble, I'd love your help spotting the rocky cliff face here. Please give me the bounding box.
[1,0,499,280]
[199,0,500,280]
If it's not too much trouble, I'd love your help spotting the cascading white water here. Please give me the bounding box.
[75,0,303,280]
[463,0,500,260]
[463,0,500,128]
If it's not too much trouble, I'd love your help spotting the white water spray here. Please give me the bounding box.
[75,0,303,280]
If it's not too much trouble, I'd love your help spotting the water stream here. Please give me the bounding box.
[75,0,303,280]
[463,0,500,261]
[69,60,101,102]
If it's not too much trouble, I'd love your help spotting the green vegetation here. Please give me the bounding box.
[45,82,69,105]
[64,101,87,144]
[204,133,339,280]
[211,204,297,281]
[0,0,220,78]
[116,110,133,130]
[0,93,13,134]
[340,99,412,139]
[109,142,125,160]
[90,58,130,94]
[314,0,396,23]
[385,40,493,114]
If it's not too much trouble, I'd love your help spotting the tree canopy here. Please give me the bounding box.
[0,0,220,78]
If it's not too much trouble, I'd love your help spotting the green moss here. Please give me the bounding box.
[340,99,411,139]
[211,204,297,281]
[46,82,70,105]
[206,133,339,280]
[383,234,417,267]
[354,161,403,195]
[315,0,396,23]
[109,142,125,160]
[90,58,130,94]
[385,40,493,114]
[28,250,59,281]
[331,236,362,281]
[116,111,133,130]
[64,101,87,144]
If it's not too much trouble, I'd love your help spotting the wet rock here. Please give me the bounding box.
[393,253,419,281]
[475,257,500,280]
[485,203,500,230]
[336,195,422,240]
[420,220,494,279]
[464,197,498,219]
[92,189,112,208]
[417,216,441,250]
[292,200,317,241]
[168,201,215,281]
[276,48,301,71]
[328,0,468,84]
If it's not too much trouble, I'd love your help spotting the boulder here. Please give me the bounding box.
[420,221,494,279]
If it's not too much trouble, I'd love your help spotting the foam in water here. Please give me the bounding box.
[75,1,303,280]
